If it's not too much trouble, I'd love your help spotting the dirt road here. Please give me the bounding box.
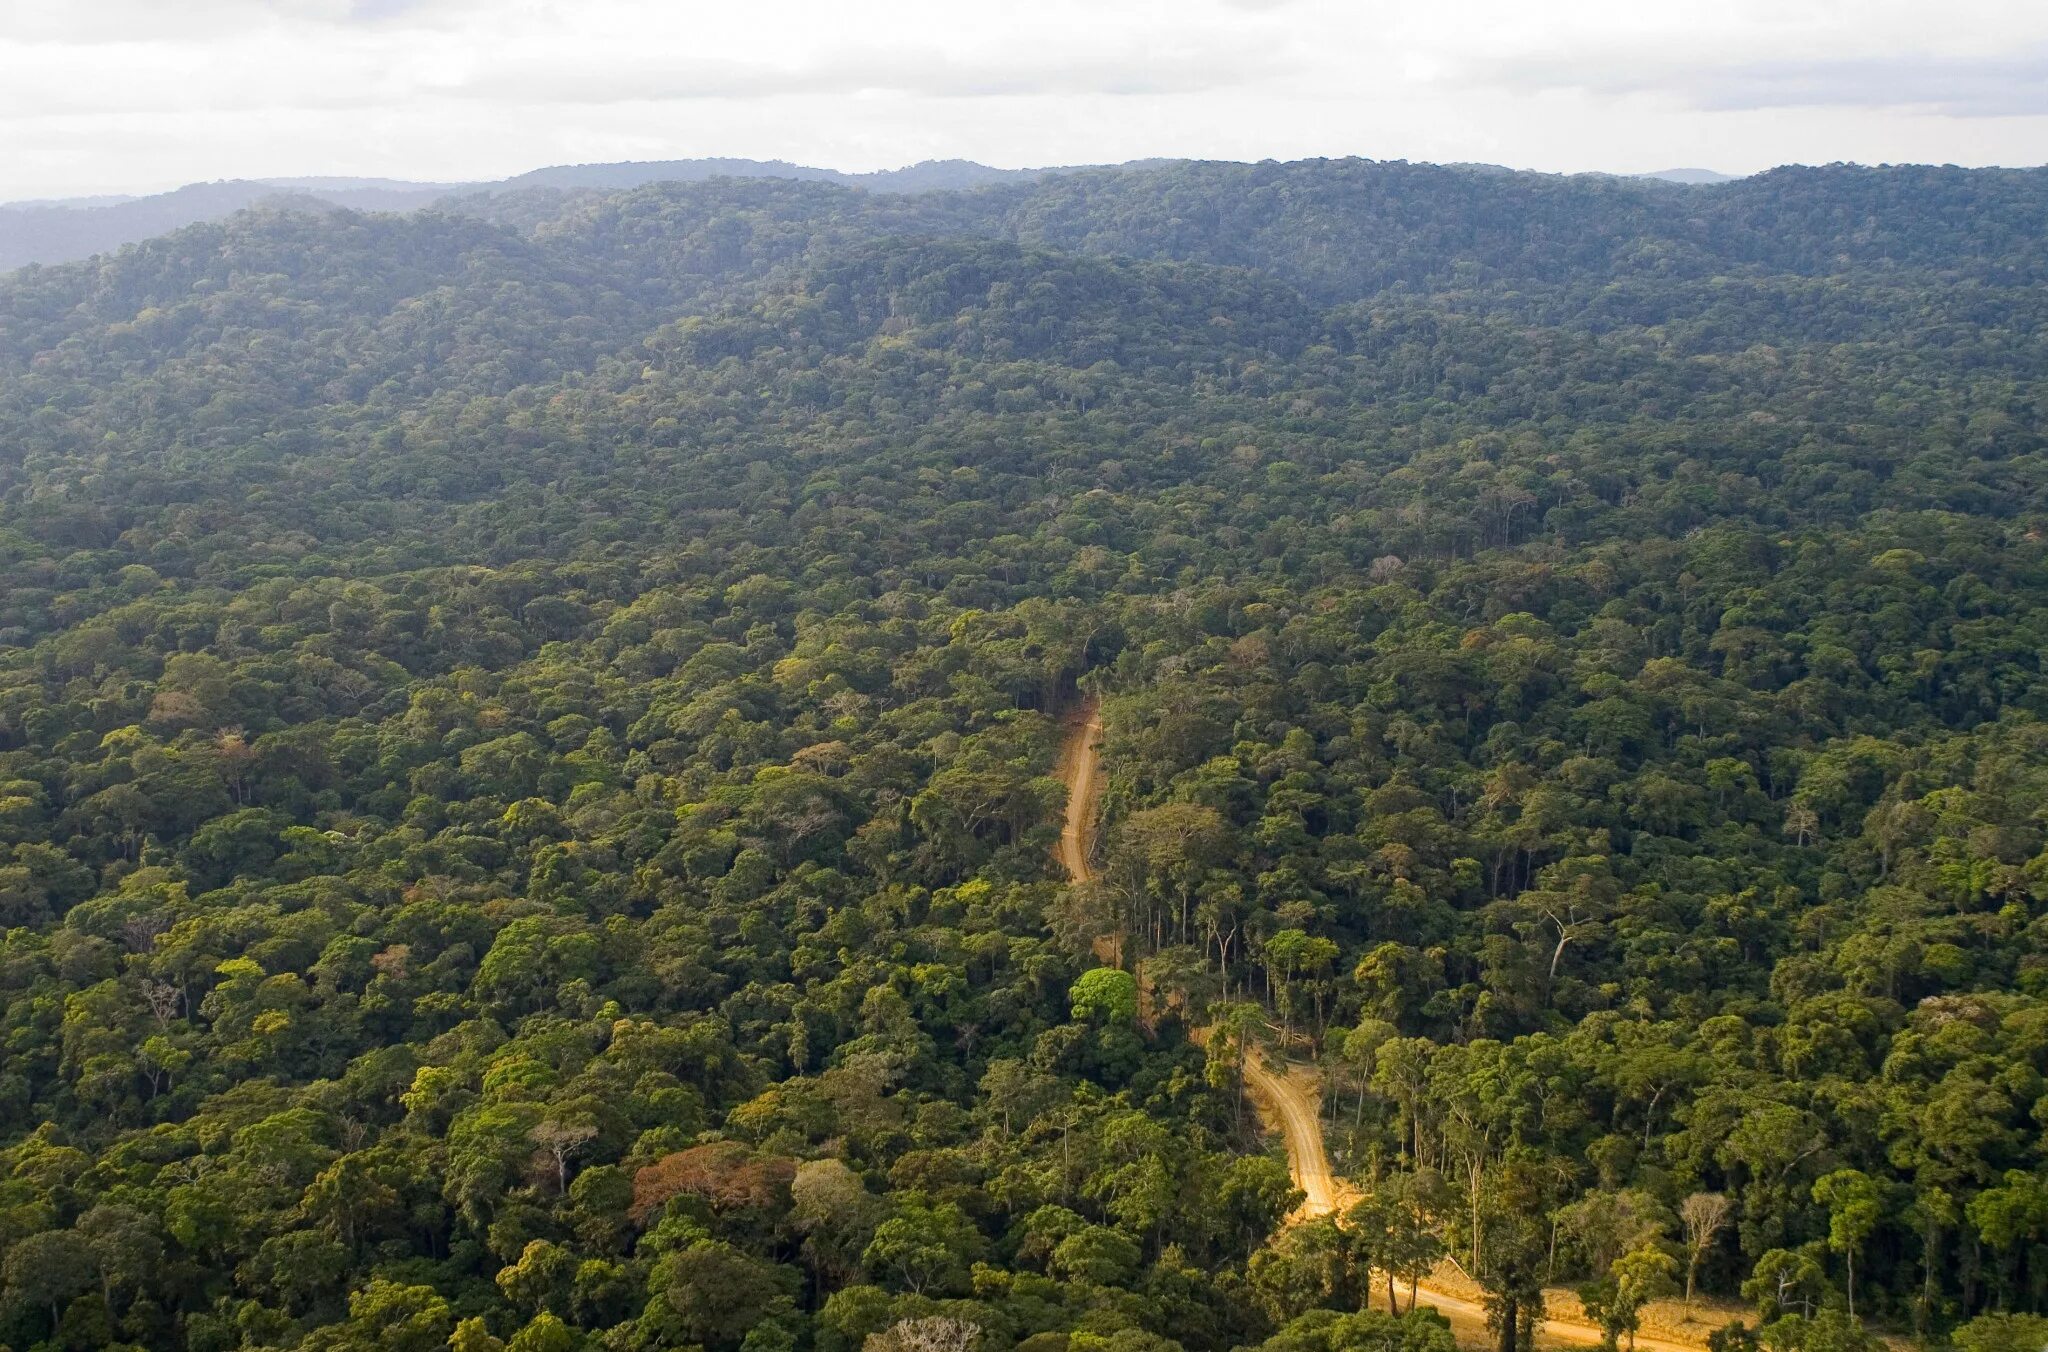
[1389,1277,1708,1352]
[1056,699,1103,887]
[1240,1053,1345,1218]
[1056,700,1122,967]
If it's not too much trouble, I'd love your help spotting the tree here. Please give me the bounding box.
[657,1239,799,1352]
[1215,1153,1304,1258]
[1050,1225,1144,1286]
[1678,1192,1733,1316]
[1254,1308,1459,1352]
[2,1229,94,1327]
[1809,1171,1881,1318]
[1950,1313,2048,1352]
[1741,1247,1827,1322]
[508,1312,579,1352]
[452,1317,508,1352]
[75,1203,163,1310]
[497,1239,576,1317]
[1558,1190,1670,1285]
[865,1317,984,1352]
[1474,1157,1553,1352]
[1206,999,1267,1122]
[1109,801,1231,954]
[530,1117,599,1195]
[1249,1216,1360,1321]
[862,1198,984,1295]
[979,1058,1059,1134]
[631,1142,796,1225]
[1755,1308,1880,1352]
[1070,967,1139,1024]
[1585,1245,1678,1352]
[1347,1174,1447,1314]
[1263,928,1341,1041]
[791,1158,884,1289]
[339,1278,456,1352]
[300,1152,404,1251]
[1965,1169,2048,1312]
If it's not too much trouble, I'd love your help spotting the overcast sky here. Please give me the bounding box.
[4,0,2045,201]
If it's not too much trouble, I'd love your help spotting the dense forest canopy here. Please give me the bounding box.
[0,157,2044,1352]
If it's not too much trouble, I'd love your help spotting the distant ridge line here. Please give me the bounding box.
[3,155,1744,272]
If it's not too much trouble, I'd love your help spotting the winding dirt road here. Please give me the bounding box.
[1056,699,1123,969]
[1056,700,1104,887]
[1049,709,1706,1352]
[1239,1054,1345,1218]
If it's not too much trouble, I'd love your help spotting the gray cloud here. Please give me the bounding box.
[0,0,467,43]
[1481,47,2048,118]
[348,0,432,19]
[446,43,1295,105]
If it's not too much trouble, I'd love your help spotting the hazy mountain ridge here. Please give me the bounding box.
[0,157,1128,271]
[3,154,1743,272]
[1639,167,1738,184]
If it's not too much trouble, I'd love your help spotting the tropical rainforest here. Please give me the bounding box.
[0,157,2044,1352]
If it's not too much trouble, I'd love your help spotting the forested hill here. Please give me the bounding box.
[0,159,2045,1352]
[0,155,1110,272]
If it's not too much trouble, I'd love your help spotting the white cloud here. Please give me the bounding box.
[1471,49,2048,118]
[440,41,1294,105]
[1,0,2043,200]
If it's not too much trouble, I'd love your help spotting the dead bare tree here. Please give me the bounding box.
[1679,1191,1734,1316]
[864,1317,982,1352]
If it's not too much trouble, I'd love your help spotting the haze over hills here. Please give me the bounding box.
[1638,167,1738,184]
[0,155,1741,272]
[0,157,1120,272]
[489,156,1097,194]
